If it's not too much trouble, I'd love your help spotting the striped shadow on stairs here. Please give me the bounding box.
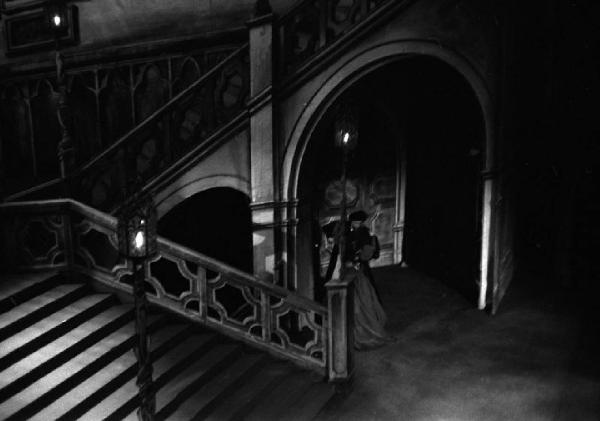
[0,272,338,420]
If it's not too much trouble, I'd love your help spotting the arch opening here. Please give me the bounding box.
[296,56,485,303]
[158,187,253,273]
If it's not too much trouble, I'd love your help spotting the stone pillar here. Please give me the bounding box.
[326,271,354,383]
[247,3,282,284]
[479,170,495,310]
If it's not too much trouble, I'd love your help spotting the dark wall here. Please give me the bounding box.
[399,58,484,300]
[510,1,600,290]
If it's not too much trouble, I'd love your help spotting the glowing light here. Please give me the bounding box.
[134,231,145,250]
[52,14,62,27]
[343,132,350,144]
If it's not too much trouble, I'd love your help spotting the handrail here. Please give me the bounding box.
[6,0,414,211]
[3,178,63,202]
[157,235,326,313]
[76,44,249,176]
[276,0,416,90]
[72,44,250,211]
[0,198,329,373]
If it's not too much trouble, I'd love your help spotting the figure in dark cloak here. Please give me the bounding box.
[322,211,394,350]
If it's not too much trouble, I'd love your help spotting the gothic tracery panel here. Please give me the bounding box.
[30,79,60,180]
[99,68,133,148]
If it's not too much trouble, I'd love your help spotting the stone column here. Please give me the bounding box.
[247,2,283,285]
[479,169,495,311]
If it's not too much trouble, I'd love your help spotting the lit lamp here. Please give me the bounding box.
[117,198,158,261]
[45,0,75,189]
[334,104,359,151]
[333,102,358,280]
[45,0,68,39]
[117,194,157,420]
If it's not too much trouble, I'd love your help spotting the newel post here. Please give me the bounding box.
[326,270,355,382]
[62,201,76,280]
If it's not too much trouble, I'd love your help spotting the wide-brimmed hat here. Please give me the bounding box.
[349,210,367,222]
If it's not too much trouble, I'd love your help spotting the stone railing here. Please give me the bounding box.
[70,45,250,212]
[0,44,239,196]
[3,0,416,207]
[278,0,387,77]
[0,199,353,380]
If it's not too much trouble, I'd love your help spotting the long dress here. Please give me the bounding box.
[322,221,393,349]
[352,264,393,350]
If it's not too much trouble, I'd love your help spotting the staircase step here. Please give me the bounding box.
[244,370,319,421]
[104,331,225,421]
[205,360,292,421]
[164,350,268,420]
[285,379,336,421]
[0,293,114,371]
[0,272,57,313]
[0,305,132,402]
[0,316,162,420]
[0,283,87,342]
[32,324,188,421]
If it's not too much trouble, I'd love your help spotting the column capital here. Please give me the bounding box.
[249,199,298,211]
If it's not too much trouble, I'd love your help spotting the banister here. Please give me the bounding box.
[278,0,316,24]
[158,236,327,314]
[75,44,250,177]
[3,178,63,202]
[0,198,326,316]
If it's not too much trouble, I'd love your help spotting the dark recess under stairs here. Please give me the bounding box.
[0,272,337,420]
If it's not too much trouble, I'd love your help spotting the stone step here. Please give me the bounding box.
[0,304,132,402]
[0,293,115,371]
[104,332,228,421]
[244,369,318,421]
[285,377,336,421]
[163,350,268,420]
[204,360,292,421]
[63,324,197,421]
[0,283,88,342]
[0,272,57,313]
[0,316,162,420]
[31,324,188,421]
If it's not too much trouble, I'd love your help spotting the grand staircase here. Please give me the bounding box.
[0,272,336,420]
[0,1,421,418]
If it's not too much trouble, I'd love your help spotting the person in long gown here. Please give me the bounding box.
[352,265,392,350]
[322,213,394,350]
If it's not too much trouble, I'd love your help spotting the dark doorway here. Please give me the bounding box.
[158,187,253,273]
[297,56,484,304]
[400,57,484,302]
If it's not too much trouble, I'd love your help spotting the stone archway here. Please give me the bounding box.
[283,39,496,309]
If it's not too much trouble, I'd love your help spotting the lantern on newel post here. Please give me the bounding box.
[117,193,157,420]
[333,101,359,281]
[325,101,358,384]
[118,194,157,261]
